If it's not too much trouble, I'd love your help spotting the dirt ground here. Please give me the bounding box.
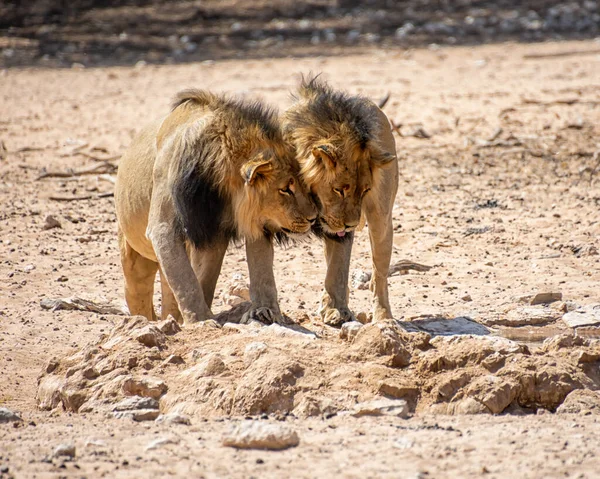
[1,39,600,478]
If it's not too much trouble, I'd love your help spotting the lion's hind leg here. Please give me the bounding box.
[118,227,159,321]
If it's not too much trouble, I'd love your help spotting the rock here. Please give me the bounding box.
[145,436,180,450]
[42,215,61,230]
[577,350,600,364]
[400,316,489,336]
[113,396,159,411]
[223,293,247,307]
[350,398,409,418]
[465,375,518,414]
[122,376,167,399]
[356,311,371,324]
[351,269,371,290]
[541,333,588,352]
[557,390,600,414]
[530,292,562,305]
[292,396,336,418]
[222,421,300,450]
[0,407,22,423]
[53,444,76,458]
[113,409,160,421]
[486,306,561,326]
[461,294,473,302]
[450,397,489,415]
[244,342,268,365]
[562,305,600,328]
[155,412,191,425]
[339,321,363,342]
[157,316,181,335]
[432,372,471,402]
[180,353,227,379]
[224,281,251,306]
[229,282,250,301]
[133,326,166,348]
[259,323,316,340]
[37,376,65,410]
[162,354,184,365]
[352,321,411,367]
[232,355,303,415]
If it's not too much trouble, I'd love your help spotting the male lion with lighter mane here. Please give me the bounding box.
[283,75,398,326]
[115,90,316,326]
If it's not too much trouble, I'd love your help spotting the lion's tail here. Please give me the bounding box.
[172,89,220,111]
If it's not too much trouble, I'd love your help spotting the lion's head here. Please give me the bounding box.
[237,143,317,240]
[283,76,395,240]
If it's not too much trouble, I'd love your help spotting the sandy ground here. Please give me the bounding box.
[1,40,600,478]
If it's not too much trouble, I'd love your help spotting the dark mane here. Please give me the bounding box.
[172,159,238,249]
[173,88,281,142]
[284,74,378,151]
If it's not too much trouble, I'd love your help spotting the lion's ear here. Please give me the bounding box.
[312,144,336,170]
[241,159,274,186]
[370,150,396,167]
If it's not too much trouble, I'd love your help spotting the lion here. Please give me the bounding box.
[283,76,398,326]
[115,89,317,326]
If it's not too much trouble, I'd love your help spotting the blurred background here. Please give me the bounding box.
[1,0,599,68]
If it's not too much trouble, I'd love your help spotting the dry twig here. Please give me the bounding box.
[523,49,600,60]
[37,162,117,180]
[49,192,114,201]
[41,297,126,315]
[389,260,433,275]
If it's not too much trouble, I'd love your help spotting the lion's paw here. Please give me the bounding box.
[241,306,282,326]
[320,306,356,327]
[372,305,393,323]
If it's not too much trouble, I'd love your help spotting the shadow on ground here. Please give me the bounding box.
[1,0,599,68]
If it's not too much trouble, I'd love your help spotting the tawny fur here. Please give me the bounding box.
[115,89,315,325]
[283,75,399,325]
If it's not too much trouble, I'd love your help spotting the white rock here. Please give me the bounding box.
[113,409,160,421]
[112,396,159,411]
[350,399,409,418]
[351,269,371,290]
[563,305,600,328]
[145,436,180,451]
[222,421,300,450]
[0,407,22,423]
[53,443,76,458]
[339,321,364,341]
[155,413,191,425]
[259,323,316,340]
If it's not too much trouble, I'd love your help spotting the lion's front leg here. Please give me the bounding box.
[364,162,398,322]
[242,235,285,325]
[319,234,356,327]
[147,190,213,326]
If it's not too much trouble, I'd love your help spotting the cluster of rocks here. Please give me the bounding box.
[36,309,600,421]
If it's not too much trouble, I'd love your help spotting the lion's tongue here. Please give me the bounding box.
[337,231,346,237]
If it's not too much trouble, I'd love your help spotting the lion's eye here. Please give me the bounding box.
[333,187,344,198]
[362,187,371,197]
[279,187,294,196]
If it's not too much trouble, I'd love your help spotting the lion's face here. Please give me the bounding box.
[309,162,370,238]
[301,143,392,239]
[239,150,317,239]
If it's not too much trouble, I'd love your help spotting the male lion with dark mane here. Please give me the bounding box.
[283,76,398,326]
[115,90,316,326]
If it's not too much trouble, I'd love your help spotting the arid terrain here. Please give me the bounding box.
[1,38,600,478]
